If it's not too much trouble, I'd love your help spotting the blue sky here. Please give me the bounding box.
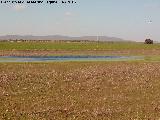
[0,0,160,41]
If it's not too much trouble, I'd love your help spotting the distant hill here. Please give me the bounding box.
[0,35,127,41]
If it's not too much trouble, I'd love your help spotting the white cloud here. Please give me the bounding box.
[13,4,26,11]
[65,12,72,16]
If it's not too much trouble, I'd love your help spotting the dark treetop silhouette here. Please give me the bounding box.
[145,39,153,44]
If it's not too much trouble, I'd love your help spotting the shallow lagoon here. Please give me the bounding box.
[0,56,144,62]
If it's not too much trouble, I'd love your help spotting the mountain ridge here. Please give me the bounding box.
[0,35,127,41]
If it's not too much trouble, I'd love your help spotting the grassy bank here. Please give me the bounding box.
[0,41,160,50]
[1,62,160,119]
[0,41,160,57]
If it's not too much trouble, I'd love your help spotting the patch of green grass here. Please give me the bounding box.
[0,58,14,60]
[0,42,160,50]
[144,56,160,62]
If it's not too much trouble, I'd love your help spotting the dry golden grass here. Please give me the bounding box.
[0,62,160,119]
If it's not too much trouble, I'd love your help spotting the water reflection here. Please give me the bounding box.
[0,56,143,62]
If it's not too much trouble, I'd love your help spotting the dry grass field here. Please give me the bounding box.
[1,62,160,119]
[0,49,160,56]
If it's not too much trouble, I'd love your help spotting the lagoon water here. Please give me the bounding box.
[0,56,143,62]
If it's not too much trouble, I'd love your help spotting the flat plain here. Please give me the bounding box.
[0,41,160,119]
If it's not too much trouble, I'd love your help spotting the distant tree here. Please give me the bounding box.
[145,39,153,44]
